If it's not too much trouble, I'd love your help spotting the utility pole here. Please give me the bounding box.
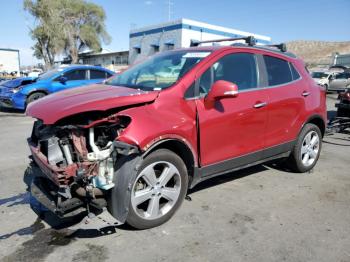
[167,0,173,21]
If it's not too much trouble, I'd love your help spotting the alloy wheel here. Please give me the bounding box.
[130,161,182,220]
[300,130,320,167]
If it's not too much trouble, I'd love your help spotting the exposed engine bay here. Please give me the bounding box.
[28,113,139,219]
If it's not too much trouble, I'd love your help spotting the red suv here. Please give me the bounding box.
[25,37,326,229]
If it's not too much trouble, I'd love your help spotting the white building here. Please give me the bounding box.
[79,50,129,72]
[0,48,20,76]
[57,49,129,73]
[129,18,271,64]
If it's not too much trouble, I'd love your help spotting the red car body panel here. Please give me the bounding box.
[26,46,326,170]
[196,89,269,166]
[26,84,159,124]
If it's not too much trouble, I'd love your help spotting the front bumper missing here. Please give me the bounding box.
[28,137,141,222]
[30,176,121,232]
[30,177,85,217]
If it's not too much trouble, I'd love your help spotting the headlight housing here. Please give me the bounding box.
[11,86,23,94]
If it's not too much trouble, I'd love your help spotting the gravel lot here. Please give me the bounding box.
[0,94,349,262]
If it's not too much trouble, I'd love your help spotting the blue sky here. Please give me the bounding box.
[1,0,349,65]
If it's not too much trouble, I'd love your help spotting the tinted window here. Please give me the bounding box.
[264,55,292,86]
[184,82,195,98]
[90,70,106,79]
[214,53,257,90]
[311,72,327,78]
[290,63,301,80]
[63,70,86,81]
[335,73,345,79]
[198,53,258,95]
[335,73,350,79]
[199,68,212,95]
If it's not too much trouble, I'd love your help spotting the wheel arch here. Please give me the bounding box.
[27,89,49,97]
[142,138,197,186]
[25,89,49,108]
[303,114,326,137]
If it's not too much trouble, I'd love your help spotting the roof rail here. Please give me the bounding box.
[190,35,288,54]
[190,36,257,47]
[265,43,287,52]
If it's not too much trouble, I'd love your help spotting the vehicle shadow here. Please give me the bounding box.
[0,106,25,116]
[0,192,29,207]
[188,164,269,194]
[16,161,292,236]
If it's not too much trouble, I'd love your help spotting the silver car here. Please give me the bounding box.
[328,72,350,91]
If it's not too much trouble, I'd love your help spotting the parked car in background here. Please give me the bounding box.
[28,68,43,78]
[328,72,350,92]
[336,88,350,116]
[25,39,326,230]
[0,77,36,108]
[0,65,115,110]
[311,71,334,90]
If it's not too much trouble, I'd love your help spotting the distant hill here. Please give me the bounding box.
[286,41,350,66]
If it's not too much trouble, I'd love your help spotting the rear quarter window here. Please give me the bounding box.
[263,55,292,86]
[289,63,301,80]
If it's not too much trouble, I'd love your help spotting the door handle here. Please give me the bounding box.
[302,91,310,97]
[253,102,267,108]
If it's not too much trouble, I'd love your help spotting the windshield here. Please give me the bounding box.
[106,50,211,91]
[311,72,328,78]
[37,68,63,81]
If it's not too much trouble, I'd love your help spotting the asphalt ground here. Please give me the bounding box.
[0,94,349,262]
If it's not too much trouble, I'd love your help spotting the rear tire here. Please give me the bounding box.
[287,123,322,173]
[26,92,46,106]
[126,149,188,229]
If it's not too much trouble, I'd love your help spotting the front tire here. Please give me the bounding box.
[26,92,46,106]
[287,123,322,173]
[126,149,188,229]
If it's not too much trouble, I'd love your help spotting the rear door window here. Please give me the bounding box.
[263,55,292,86]
[90,69,107,79]
[335,73,345,79]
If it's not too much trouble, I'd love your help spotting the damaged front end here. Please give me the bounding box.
[26,112,140,223]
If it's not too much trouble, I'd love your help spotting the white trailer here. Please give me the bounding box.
[0,48,20,77]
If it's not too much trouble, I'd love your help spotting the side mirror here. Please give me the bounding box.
[58,76,67,84]
[206,80,238,102]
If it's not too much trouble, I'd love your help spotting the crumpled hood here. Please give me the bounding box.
[26,84,159,124]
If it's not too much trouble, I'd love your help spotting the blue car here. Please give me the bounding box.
[0,65,115,110]
[0,77,36,108]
